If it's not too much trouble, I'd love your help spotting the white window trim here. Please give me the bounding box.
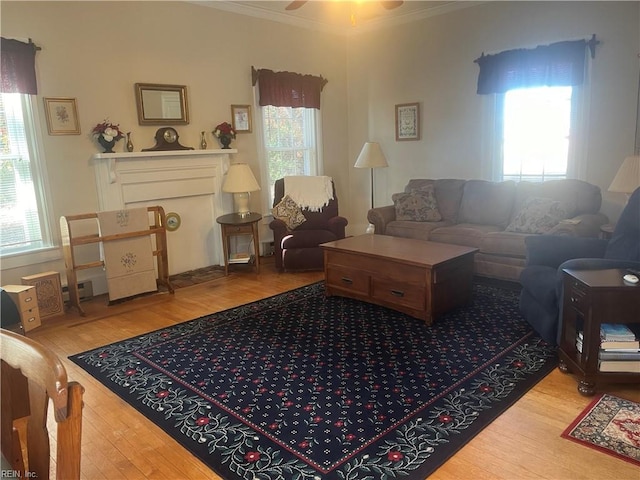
[489,78,591,183]
[1,94,60,268]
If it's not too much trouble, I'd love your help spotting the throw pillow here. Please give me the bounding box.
[392,185,442,222]
[505,196,568,234]
[272,195,306,230]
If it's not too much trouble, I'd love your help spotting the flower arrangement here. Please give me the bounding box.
[213,122,236,139]
[92,120,125,143]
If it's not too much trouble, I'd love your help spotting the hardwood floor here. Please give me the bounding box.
[27,260,639,479]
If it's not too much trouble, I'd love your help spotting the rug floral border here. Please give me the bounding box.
[71,283,558,480]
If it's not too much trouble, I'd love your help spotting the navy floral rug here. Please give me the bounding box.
[70,282,557,480]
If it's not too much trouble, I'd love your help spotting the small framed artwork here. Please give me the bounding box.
[231,104,252,133]
[395,102,420,141]
[43,97,81,135]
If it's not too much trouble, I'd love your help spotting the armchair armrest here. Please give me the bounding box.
[547,212,608,237]
[328,216,348,238]
[269,218,288,235]
[367,205,396,234]
[524,235,608,269]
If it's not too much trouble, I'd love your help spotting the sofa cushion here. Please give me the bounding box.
[505,197,568,234]
[457,180,516,227]
[392,185,442,222]
[272,195,306,231]
[513,179,602,219]
[429,223,503,248]
[406,179,465,223]
[480,231,531,258]
[385,220,450,240]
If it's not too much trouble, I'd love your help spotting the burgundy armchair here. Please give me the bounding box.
[269,178,348,272]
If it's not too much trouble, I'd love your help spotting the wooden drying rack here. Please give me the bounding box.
[59,205,174,316]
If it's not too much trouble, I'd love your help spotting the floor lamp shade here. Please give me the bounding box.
[222,163,261,216]
[609,155,640,196]
[354,142,389,169]
[354,142,388,233]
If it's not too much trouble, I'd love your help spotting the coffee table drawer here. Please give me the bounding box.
[371,278,425,311]
[326,265,370,295]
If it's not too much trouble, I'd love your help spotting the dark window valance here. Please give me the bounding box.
[252,66,327,109]
[1,37,39,95]
[475,39,592,95]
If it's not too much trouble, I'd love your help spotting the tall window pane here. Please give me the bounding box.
[261,105,319,207]
[502,86,572,182]
[0,93,50,255]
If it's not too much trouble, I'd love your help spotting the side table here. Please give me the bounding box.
[558,268,640,395]
[216,212,262,275]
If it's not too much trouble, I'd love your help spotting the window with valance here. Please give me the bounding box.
[474,37,597,183]
[252,67,328,209]
[1,37,53,258]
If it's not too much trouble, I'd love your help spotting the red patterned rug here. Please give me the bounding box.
[561,394,640,466]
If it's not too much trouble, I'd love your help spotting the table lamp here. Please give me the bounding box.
[354,142,388,233]
[608,155,640,203]
[222,163,261,217]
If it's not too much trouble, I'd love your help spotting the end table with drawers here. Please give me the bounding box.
[558,268,640,395]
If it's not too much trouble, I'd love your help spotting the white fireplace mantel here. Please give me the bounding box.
[92,149,237,273]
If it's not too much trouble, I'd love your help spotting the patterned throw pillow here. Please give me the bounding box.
[506,196,568,234]
[392,185,442,222]
[272,195,306,230]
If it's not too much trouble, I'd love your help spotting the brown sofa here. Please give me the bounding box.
[367,179,608,282]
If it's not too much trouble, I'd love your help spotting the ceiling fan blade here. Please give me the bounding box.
[285,1,308,11]
[380,1,404,10]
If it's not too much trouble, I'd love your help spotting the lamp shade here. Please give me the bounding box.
[609,155,640,194]
[222,163,261,193]
[354,142,388,169]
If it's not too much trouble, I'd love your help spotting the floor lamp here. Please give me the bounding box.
[354,142,388,233]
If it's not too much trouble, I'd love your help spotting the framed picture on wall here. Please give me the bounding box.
[395,102,420,141]
[43,97,81,135]
[231,104,252,133]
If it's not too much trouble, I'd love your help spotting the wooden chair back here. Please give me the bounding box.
[0,328,83,479]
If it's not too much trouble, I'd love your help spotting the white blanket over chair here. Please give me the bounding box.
[284,176,334,212]
[97,208,157,301]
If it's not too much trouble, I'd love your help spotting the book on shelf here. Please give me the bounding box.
[600,323,637,341]
[228,252,251,264]
[575,333,640,354]
[598,360,640,373]
[599,350,640,361]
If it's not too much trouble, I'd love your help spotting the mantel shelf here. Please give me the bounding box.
[92,149,237,160]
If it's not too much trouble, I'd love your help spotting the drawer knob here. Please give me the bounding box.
[391,289,405,297]
[25,297,33,303]
[570,296,578,304]
[341,277,353,285]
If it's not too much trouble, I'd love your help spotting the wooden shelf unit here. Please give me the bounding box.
[60,205,174,315]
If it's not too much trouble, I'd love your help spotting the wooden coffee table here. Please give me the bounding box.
[321,235,478,324]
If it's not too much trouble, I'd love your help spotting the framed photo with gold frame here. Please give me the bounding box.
[231,104,252,133]
[395,102,420,141]
[43,97,81,135]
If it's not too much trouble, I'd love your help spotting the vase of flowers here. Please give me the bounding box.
[213,122,236,149]
[92,120,125,153]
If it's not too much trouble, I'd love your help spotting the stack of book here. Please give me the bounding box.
[576,323,640,373]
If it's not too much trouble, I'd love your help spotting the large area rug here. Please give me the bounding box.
[561,394,640,466]
[70,282,556,480]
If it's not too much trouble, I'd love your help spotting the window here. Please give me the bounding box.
[500,86,573,182]
[259,105,322,208]
[0,92,52,257]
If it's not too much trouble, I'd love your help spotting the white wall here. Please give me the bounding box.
[1,1,350,285]
[2,1,638,286]
[347,1,640,232]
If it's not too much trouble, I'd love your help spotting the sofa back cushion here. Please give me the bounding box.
[405,179,465,223]
[457,180,516,227]
[513,179,602,219]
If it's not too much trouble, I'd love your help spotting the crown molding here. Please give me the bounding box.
[190,1,485,36]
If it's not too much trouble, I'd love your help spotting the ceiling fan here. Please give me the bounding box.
[285,1,404,12]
